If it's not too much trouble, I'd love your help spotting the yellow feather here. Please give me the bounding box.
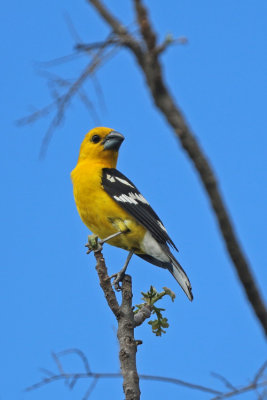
[71,127,146,252]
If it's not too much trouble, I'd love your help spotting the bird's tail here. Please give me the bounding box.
[167,255,193,301]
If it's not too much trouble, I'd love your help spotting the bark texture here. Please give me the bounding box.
[118,275,140,400]
[94,250,141,399]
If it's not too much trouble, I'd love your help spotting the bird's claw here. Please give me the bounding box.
[110,271,125,291]
[85,234,102,254]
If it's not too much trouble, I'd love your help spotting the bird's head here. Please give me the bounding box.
[77,127,124,167]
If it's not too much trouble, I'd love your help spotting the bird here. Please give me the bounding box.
[71,127,193,301]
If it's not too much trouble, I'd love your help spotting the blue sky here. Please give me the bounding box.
[1,0,267,399]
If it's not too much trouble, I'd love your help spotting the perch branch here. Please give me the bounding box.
[94,249,120,317]
[118,275,140,399]
[94,249,140,399]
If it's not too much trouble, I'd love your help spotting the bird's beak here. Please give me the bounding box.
[103,131,125,151]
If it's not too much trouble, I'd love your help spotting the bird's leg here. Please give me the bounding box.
[99,231,124,246]
[110,249,135,291]
[85,231,123,254]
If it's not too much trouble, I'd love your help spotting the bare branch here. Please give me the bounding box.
[18,36,119,158]
[38,368,54,377]
[51,352,66,377]
[88,0,143,59]
[93,249,120,318]
[27,348,267,398]
[94,247,140,399]
[26,360,267,398]
[35,51,83,67]
[17,102,56,126]
[118,275,140,399]
[211,372,237,391]
[253,361,267,384]
[83,377,98,400]
[156,35,188,55]
[75,37,119,52]
[134,304,152,327]
[26,371,222,396]
[78,88,100,125]
[211,380,267,399]
[56,348,91,374]
[88,0,128,36]
[134,0,157,51]
[63,11,83,43]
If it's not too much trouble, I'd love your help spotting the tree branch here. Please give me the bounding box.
[87,0,143,60]
[94,249,120,318]
[211,380,267,399]
[118,275,140,399]
[134,304,151,327]
[88,0,267,337]
[26,351,267,399]
[94,249,140,399]
[25,370,223,396]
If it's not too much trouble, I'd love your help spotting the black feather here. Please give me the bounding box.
[102,168,178,251]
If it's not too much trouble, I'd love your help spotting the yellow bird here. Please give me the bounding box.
[71,127,193,300]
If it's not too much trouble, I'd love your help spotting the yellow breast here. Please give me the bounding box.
[71,160,146,252]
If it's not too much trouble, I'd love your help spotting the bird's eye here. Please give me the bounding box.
[91,135,101,144]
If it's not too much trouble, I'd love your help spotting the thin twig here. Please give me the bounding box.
[25,371,222,395]
[25,370,267,397]
[36,51,84,67]
[56,348,91,374]
[83,377,99,400]
[63,11,83,43]
[27,350,267,398]
[51,352,66,376]
[39,368,54,377]
[211,380,267,399]
[253,361,267,384]
[211,372,237,391]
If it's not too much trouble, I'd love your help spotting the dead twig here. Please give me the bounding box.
[26,351,267,399]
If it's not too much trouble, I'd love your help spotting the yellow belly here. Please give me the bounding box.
[71,161,146,252]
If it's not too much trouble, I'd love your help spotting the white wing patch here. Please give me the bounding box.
[113,192,149,205]
[114,194,138,204]
[106,174,116,182]
[157,220,167,233]
[134,193,149,205]
[115,177,135,188]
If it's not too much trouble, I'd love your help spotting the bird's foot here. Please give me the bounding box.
[110,270,125,291]
[85,234,102,254]
[109,249,134,291]
[85,231,124,255]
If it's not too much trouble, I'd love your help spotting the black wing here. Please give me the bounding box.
[102,168,178,251]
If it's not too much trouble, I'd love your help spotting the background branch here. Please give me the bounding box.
[26,350,267,399]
